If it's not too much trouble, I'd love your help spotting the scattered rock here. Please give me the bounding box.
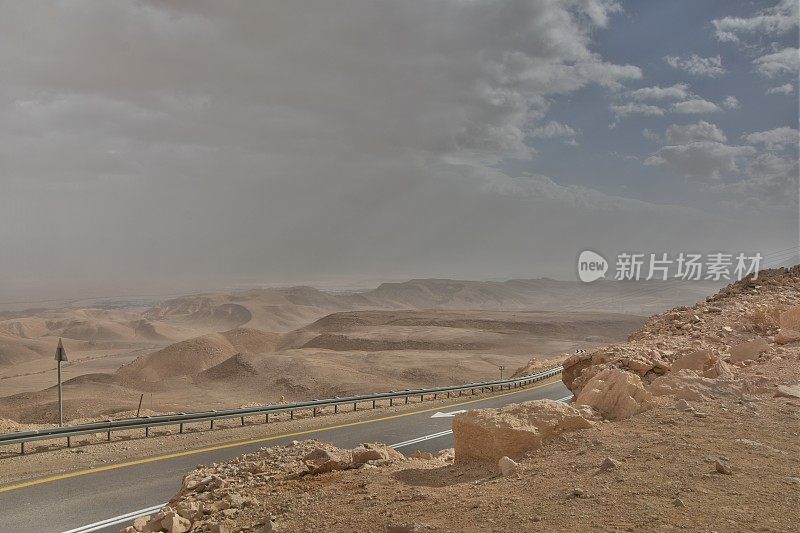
[715,459,733,475]
[571,488,587,498]
[674,399,693,411]
[673,498,685,508]
[775,384,800,399]
[387,524,423,533]
[599,457,620,471]
[498,456,519,476]
[410,450,434,460]
[729,338,769,364]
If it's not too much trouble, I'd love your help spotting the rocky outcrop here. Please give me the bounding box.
[729,337,769,364]
[452,399,592,462]
[648,370,744,401]
[574,368,653,420]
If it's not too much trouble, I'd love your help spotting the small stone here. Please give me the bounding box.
[674,399,693,411]
[571,488,586,498]
[784,477,800,485]
[410,450,434,460]
[498,456,519,476]
[715,459,733,475]
[673,498,685,508]
[387,524,423,533]
[599,457,620,471]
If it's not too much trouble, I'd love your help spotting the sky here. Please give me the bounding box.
[0,0,798,300]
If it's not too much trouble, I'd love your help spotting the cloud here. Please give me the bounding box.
[721,96,740,110]
[610,103,664,118]
[766,83,795,95]
[672,99,722,114]
[665,54,727,77]
[665,121,727,144]
[480,172,701,214]
[529,120,578,139]
[0,0,656,284]
[743,127,799,150]
[645,141,756,179]
[713,0,799,44]
[629,83,690,101]
[754,47,800,78]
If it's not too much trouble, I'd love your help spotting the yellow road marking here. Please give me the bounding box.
[0,380,560,494]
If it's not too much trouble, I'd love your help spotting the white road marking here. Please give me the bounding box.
[390,429,453,449]
[430,409,467,418]
[556,395,573,402]
[61,503,165,533]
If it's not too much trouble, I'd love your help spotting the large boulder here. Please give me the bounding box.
[729,337,769,364]
[574,368,653,420]
[452,399,592,462]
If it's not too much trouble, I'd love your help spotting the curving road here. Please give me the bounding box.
[0,380,570,532]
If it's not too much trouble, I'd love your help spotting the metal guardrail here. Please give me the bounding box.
[0,366,562,454]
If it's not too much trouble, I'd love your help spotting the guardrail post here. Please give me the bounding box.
[20,442,25,455]
[353,402,357,412]
[420,394,424,402]
[290,410,294,420]
[434,393,437,399]
[265,413,269,423]
[67,436,72,447]
[372,400,376,409]
[313,407,317,417]
[334,404,338,414]
[145,427,150,437]
[107,430,111,441]
[210,420,214,430]
[389,398,393,406]
[405,396,408,405]
[179,423,184,434]
[241,416,245,426]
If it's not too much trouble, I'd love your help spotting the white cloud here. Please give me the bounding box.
[721,96,740,110]
[645,141,756,179]
[766,83,795,95]
[666,121,727,144]
[481,172,700,214]
[743,127,799,150]
[629,83,690,101]
[713,0,799,43]
[642,128,661,141]
[665,54,727,77]
[529,120,577,139]
[610,103,664,118]
[754,47,800,78]
[672,99,722,114]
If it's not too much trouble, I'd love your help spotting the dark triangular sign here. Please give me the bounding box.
[54,338,68,362]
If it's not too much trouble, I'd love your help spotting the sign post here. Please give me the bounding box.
[54,338,68,426]
[499,365,505,380]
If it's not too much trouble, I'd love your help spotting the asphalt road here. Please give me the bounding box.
[0,380,569,532]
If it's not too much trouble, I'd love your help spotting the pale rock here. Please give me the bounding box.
[303,447,351,474]
[775,383,800,399]
[779,305,800,331]
[776,329,800,345]
[351,447,387,465]
[649,370,743,401]
[599,457,620,471]
[715,459,733,475]
[498,456,519,476]
[674,399,692,411]
[672,349,714,372]
[161,512,191,533]
[729,338,769,364]
[387,524,423,533]
[410,450,434,460]
[132,516,150,532]
[452,399,592,462]
[575,368,653,420]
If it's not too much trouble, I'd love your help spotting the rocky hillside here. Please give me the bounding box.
[124,268,799,532]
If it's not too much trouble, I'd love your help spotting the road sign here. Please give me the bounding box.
[54,338,68,362]
[55,338,67,426]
